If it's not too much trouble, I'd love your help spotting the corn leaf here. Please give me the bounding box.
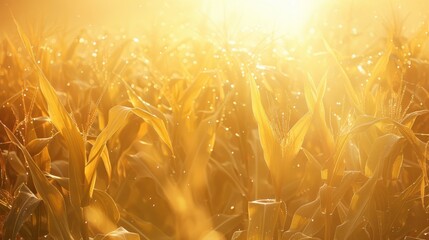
[84,106,173,204]
[14,18,86,208]
[364,41,394,95]
[322,37,362,112]
[2,123,73,239]
[335,134,401,239]
[85,189,120,235]
[94,227,140,240]
[249,73,280,189]
[3,184,41,240]
[25,134,56,156]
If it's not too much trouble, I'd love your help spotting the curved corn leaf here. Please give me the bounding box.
[107,40,130,74]
[84,106,173,204]
[94,227,140,240]
[25,134,56,156]
[119,209,171,240]
[287,232,322,240]
[2,123,73,239]
[364,41,394,95]
[328,116,385,185]
[322,37,362,112]
[184,112,219,199]
[249,73,281,196]
[124,82,167,122]
[335,134,401,240]
[250,72,315,199]
[3,184,41,240]
[6,151,27,175]
[249,73,277,168]
[14,18,86,208]
[85,189,120,235]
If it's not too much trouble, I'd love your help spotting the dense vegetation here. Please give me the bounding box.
[1,1,429,239]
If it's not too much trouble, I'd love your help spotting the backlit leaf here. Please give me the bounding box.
[3,184,41,240]
[14,18,86,208]
[3,123,73,239]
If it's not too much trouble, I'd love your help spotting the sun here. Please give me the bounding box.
[202,0,324,37]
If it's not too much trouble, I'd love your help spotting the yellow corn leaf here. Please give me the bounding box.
[3,184,41,240]
[179,74,211,115]
[84,106,173,204]
[322,37,362,113]
[25,134,56,156]
[364,41,394,95]
[279,112,312,173]
[249,73,278,171]
[3,123,73,239]
[185,115,217,196]
[249,73,281,195]
[124,81,167,122]
[335,134,401,240]
[94,227,140,240]
[329,116,384,185]
[14,18,86,208]
[408,21,429,55]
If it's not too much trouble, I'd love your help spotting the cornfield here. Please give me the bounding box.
[1,0,429,239]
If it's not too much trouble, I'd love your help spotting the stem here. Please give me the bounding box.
[324,213,331,240]
[81,207,89,240]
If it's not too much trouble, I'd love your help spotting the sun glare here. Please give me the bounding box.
[203,0,324,36]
